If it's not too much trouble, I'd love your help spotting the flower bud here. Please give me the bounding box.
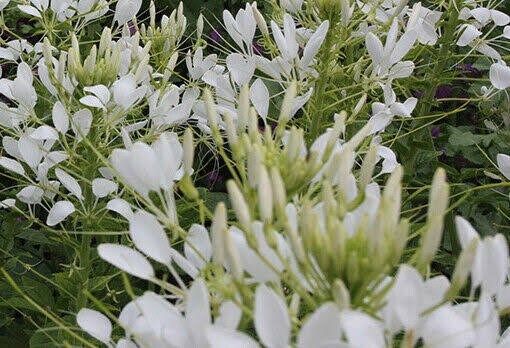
[445,239,477,300]
[340,0,353,26]
[416,168,449,272]
[248,108,260,141]
[238,84,250,132]
[164,52,179,81]
[150,1,156,28]
[227,180,251,230]
[211,203,227,264]
[98,27,112,57]
[57,52,66,83]
[197,14,204,41]
[332,279,350,310]
[279,80,297,124]
[42,38,53,65]
[183,128,194,175]
[252,3,269,36]
[247,147,262,188]
[379,165,403,235]
[333,112,346,136]
[289,293,300,317]
[83,45,97,73]
[224,227,244,280]
[180,176,199,201]
[270,167,287,214]
[359,143,377,190]
[203,88,219,133]
[224,112,238,147]
[352,93,367,117]
[257,165,273,223]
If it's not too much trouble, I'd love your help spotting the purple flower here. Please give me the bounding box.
[252,42,264,55]
[412,90,424,98]
[431,126,441,138]
[458,63,481,77]
[127,21,137,36]
[205,169,223,186]
[209,29,222,44]
[435,85,453,99]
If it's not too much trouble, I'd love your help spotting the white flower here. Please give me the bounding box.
[110,132,183,197]
[369,83,417,133]
[271,14,299,62]
[55,168,83,199]
[470,7,510,27]
[0,62,37,111]
[129,210,172,264]
[97,243,155,280]
[76,308,112,344]
[80,85,110,110]
[112,74,147,110]
[418,305,475,348]
[497,153,510,180]
[226,53,255,86]
[250,78,270,120]
[92,178,118,198]
[186,48,218,81]
[407,2,442,45]
[47,200,75,226]
[254,284,290,348]
[111,279,243,347]
[223,4,256,53]
[340,310,385,348]
[297,303,342,348]
[490,62,510,90]
[455,216,510,295]
[365,19,417,79]
[113,0,142,26]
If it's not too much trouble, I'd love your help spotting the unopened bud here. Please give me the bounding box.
[279,80,297,124]
[340,0,352,26]
[183,128,194,175]
[164,52,179,81]
[445,239,477,300]
[359,143,378,190]
[333,112,347,136]
[289,293,300,317]
[238,84,250,132]
[270,167,287,214]
[332,279,350,310]
[203,88,219,131]
[149,1,156,27]
[257,166,273,223]
[197,14,204,40]
[416,168,449,272]
[247,147,262,188]
[380,165,403,233]
[179,176,199,201]
[98,27,112,57]
[252,3,269,36]
[224,227,244,280]
[42,38,53,64]
[83,45,97,73]
[224,113,238,146]
[211,203,227,264]
[286,127,304,163]
[352,93,367,117]
[227,180,251,230]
